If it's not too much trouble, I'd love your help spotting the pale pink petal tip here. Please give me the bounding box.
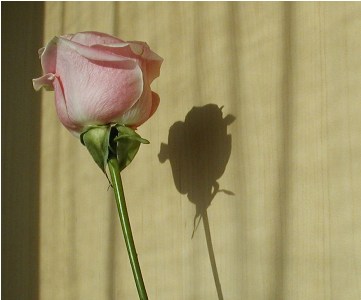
[32,73,56,91]
[38,47,45,58]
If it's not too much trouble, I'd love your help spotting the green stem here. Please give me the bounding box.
[108,157,148,300]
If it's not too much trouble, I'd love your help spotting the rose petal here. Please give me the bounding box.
[38,47,45,58]
[92,41,163,83]
[40,37,58,74]
[55,38,144,127]
[65,31,125,46]
[57,37,136,65]
[52,76,83,134]
[125,92,160,128]
[147,92,160,120]
[32,73,55,91]
[90,43,140,60]
[115,84,152,126]
[128,42,163,83]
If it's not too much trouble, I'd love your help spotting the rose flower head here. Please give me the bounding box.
[33,31,163,136]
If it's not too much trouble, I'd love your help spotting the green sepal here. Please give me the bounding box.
[115,125,149,172]
[114,125,150,144]
[80,125,111,174]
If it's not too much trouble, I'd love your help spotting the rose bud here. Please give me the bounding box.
[33,31,163,136]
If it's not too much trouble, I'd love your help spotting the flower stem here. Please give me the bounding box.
[108,157,148,300]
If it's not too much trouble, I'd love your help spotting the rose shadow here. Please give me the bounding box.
[158,104,235,300]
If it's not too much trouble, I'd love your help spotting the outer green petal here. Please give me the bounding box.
[115,125,149,171]
[81,126,111,173]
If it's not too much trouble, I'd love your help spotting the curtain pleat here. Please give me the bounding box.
[39,3,361,299]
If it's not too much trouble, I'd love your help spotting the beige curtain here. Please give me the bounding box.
[5,2,361,300]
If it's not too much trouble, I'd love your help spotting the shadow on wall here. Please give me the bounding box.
[2,2,44,300]
[158,104,235,231]
[158,103,235,300]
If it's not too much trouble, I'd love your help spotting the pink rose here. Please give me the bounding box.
[33,31,163,136]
